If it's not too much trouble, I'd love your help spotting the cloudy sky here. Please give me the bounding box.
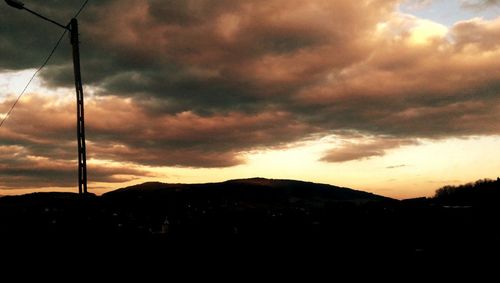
[1,0,500,198]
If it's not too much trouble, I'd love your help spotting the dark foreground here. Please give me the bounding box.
[0,179,498,274]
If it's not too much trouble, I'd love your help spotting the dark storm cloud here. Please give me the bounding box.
[2,0,500,190]
[0,0,103,70]
[36,0,394,113]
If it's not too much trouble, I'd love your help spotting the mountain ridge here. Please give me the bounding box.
[103,177,393,204]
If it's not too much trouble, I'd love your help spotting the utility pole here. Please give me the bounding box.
[5,0,88,194]
[70,18,88,194]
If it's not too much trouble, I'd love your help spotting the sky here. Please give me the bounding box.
[1,0,500,199]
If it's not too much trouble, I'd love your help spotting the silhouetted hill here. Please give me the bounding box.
[104,177,391,204]
[99,178,396,244]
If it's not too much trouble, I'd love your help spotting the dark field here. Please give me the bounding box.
[1,178,498,274]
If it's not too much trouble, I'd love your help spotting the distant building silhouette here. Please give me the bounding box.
[161,216,170,235]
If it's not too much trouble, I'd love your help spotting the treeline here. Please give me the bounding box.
[434,178,500,204]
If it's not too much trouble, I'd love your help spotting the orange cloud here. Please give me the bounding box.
[321,137,417,162]
[0,144,152,189]
[1,94,313,171]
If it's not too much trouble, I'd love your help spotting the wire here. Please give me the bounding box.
[73,0,90,19]
[0,0,90,129]
[0,30,67,129]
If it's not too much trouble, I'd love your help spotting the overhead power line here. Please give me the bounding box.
[74,0,89,18]
[0,30,67,129]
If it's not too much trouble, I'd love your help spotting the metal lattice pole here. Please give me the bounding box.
[70,18,87,194]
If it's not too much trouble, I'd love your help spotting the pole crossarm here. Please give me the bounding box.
[23,6,69,30]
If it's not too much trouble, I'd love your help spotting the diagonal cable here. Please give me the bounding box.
[0,29,67,129]
[74,0,89,19]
